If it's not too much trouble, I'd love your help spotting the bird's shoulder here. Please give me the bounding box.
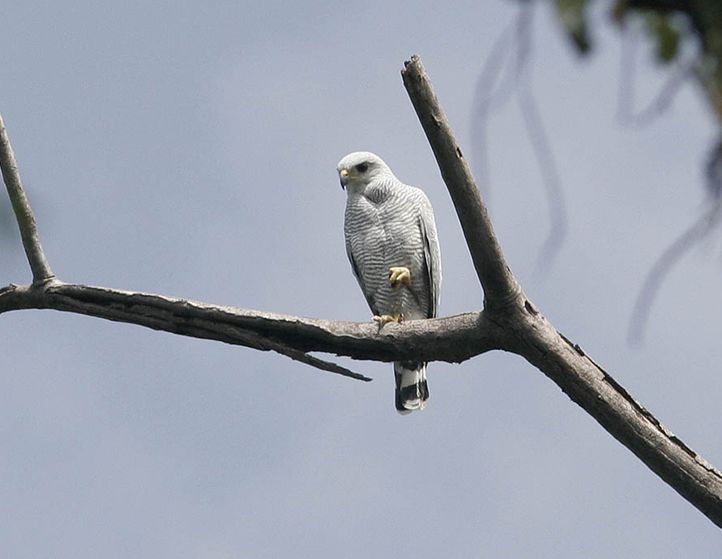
[396,182,434,209]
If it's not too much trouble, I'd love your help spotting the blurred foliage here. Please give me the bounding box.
[551,0,722,195]
[546,0,722,332]
[642,12,682,63]
[556,0,687,64]
[554,0,592,54]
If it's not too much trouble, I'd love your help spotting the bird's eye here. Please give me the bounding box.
[355,163,369,173]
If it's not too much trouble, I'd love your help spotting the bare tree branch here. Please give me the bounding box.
[509,306,722,527]
[0,281,502,366]
[2,55,722,529]
[401,56,522,309]
[269,346,372,382]
[403,54,722,527]
[0,114,54,284]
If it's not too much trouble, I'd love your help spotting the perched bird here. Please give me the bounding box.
[338,152,442,414]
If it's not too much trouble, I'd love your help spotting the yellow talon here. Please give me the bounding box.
[373,314,403,329]
[388,266,411,288]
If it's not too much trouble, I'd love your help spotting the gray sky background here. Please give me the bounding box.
[2,1,722,557]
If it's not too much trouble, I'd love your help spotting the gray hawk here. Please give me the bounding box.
[337,151,442,414]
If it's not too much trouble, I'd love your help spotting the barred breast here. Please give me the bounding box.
[344,177,432,321]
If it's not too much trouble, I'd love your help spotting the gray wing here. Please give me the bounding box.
[345,238,379,316]
[418,196,442,318]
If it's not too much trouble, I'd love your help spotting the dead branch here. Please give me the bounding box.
[0,114,54,283]
[0,282,501,368]
[402,55,722,528]
[2,55,722,529]
[401,57,522,309]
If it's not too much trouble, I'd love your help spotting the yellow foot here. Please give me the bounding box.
[388,266,411,288]
[373,314,403,330]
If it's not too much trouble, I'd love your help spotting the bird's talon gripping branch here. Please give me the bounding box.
[373,314,403,329]
[388,266,411,288]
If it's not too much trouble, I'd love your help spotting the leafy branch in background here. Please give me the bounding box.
[2,56,722,528]
[552,0,722,340]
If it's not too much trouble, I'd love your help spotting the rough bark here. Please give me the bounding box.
[401,59,522,309]
[0,282,500,366]
[0,115,54,283]
[401,55,722,528]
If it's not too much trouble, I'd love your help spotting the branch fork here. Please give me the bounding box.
[2,56,722,527]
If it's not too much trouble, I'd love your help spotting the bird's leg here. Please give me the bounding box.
[373,313,403,331]
[388,266,411,288]
[373,266,410,330]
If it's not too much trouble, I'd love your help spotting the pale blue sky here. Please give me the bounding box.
[2,1,721,557]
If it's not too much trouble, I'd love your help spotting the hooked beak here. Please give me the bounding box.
[339,168,349,190]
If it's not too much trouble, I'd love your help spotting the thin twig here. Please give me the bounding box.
[0,114,55,283]
[273,346,372,382]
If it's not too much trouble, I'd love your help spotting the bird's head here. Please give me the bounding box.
[337,151,392,191]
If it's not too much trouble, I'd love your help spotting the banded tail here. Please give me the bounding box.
[394,362,429,414]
